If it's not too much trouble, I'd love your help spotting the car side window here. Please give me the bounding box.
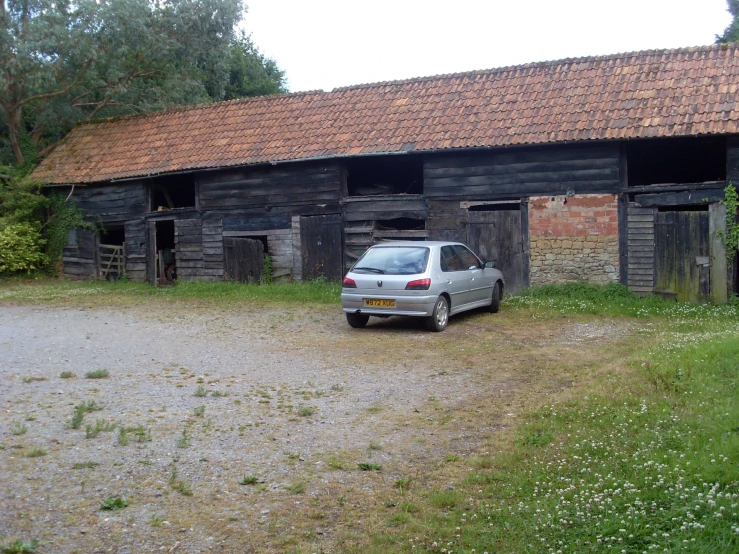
[440,246,464,272]
[453,245,481,270]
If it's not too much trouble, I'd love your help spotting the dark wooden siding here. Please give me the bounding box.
[424,143,621,200]
[70,182,146,223]
[62,229,98,280]
[198,163,342,211]
[627,203,656,293]
[174,219,203,281]
[124,219,147,282]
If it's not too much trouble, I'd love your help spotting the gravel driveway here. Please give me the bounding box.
[0,302,628,553]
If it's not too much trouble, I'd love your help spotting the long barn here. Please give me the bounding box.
[32,43,739,302]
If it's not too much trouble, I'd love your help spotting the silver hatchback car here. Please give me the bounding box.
[341,241,505,331]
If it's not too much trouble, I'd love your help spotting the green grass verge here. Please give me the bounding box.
[389,307,739,553]
[0,278,341,305]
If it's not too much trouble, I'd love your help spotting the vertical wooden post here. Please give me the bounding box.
[709,202,728,304]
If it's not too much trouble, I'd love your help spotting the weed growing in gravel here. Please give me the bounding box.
[100,497,128,511]
[0,538,39,553]
[285,482,305,494]
[117,424,150,446]
[210,390,227,397]
[395,478,412,493]
[85,369,109,379]
[21,376,46,384]
[193,405,205,417]
[297,405,315,417]
[239,474,260,485]
[10,422,27,436]
[330,383,343,392]
[175,429,190,448]
[194,385,207,397]
[327,456,345,470]
[67,400,103,429]
[59,371,75,379]
[85,419,117,439]
[25,448,46,458]
[72,461,99,469]
[358,462,382,471]
[368,442,383,451]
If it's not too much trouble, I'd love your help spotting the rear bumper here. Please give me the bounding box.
[341,292,437,317]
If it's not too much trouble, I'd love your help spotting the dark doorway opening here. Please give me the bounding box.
[346,155,423,196]
[155,220,176,284]
[151,174,196,211]
[100,226,125,245]
[468,202,521,212]
[627,137,726,186]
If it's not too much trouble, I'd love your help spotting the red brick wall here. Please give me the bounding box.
[528,194,620,285]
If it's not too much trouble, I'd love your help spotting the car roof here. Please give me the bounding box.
[368,241,462,248]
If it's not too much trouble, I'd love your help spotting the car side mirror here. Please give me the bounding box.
[485,261,496,269]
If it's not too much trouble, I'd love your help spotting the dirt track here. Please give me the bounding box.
[0,302,632,553]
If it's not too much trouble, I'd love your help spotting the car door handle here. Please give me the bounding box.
[446,280,452,284]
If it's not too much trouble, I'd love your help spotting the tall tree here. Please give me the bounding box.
[0,0,285,166]
[717,0,739,43]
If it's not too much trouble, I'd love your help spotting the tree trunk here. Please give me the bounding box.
[6,105,25,166]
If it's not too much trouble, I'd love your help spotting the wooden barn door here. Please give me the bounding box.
[300,214,343,281]
[467,207,528,295]
[654,211,710,303]
[223,238,264,283]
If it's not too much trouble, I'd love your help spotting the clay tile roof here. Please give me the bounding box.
[33,42,739,184]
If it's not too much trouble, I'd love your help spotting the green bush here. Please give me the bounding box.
[0,223,48,274]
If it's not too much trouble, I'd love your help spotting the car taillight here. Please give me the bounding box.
[342,277,357,288]
[405,278,431,290]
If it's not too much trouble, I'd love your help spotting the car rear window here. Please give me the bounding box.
[352,246,430,275]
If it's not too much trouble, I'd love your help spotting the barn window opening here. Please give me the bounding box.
[467,202,520,212]
[99,226,125,246]
[627,137,726,187]
[373,218,426,241]
[346,155,423,196]
[656,205,708,213]
[150,174,196,211]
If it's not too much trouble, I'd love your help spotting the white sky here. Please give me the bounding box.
[243,0,733,93]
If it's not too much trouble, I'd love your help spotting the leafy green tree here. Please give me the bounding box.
[717,0,739,43]
[225,32,287,100]
[0,0,286,166]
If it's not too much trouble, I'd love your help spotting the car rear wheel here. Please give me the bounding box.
[346,312,369,328]
[488,281,501,313]
[426,296,449,332]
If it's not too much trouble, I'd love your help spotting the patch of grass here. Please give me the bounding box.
[117,425,150,445]
[357,462,382,471]
[285,482,305,494]
[100,496,128,511]
[85,369,109,379]
[10,422,27,436]
[327,456,345,470]
[239,474,260,485]
[25,448,47,458]
[85,419,117,439]
[59,371,75,379]
[21,376,46,384]
[297,405,315,417]
[394,313,739,553]
[330,383,343,392]
[194,385,207,397]
[173,481,192,496]
[0,539,39,553]
[175,429,190,448]
[193,405,205,417]
[395,478,412,493]
[72,461,99,470]
[368,442,382,451]
[67,400,103,430]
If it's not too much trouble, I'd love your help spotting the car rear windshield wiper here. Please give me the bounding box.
[354,267,385,274]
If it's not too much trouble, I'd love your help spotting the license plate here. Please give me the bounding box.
[364,298,395,308]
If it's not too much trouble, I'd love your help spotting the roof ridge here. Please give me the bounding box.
[330,42,738,92]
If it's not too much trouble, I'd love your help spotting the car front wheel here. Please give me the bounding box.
[346,312,369,328]
[488,281,501,313]
[426,296,449,332]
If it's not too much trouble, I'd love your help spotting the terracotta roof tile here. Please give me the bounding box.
[33,43,739,184]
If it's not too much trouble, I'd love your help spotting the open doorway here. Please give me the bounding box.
[154,220,176,285]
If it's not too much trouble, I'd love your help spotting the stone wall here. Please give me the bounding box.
[529,194,620,285]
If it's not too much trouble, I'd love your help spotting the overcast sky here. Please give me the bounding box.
[244,0,733,93]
